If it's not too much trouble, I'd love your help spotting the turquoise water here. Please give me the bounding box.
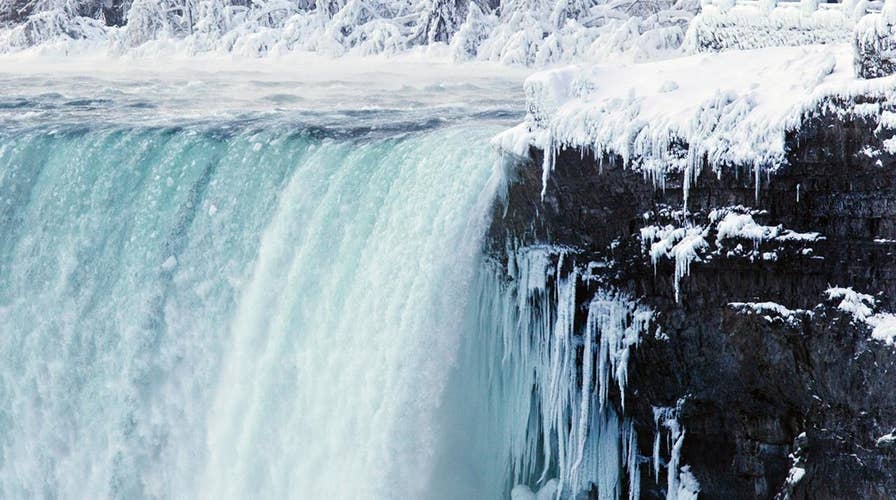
[0,66,647,500]
[0,107,516,497]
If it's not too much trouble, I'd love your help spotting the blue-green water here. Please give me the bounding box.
[0,66,524,497]
[0,67,647,500]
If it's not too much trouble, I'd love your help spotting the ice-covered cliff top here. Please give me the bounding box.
[495,43,896,196]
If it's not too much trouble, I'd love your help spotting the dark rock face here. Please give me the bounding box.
[486,98,896,498]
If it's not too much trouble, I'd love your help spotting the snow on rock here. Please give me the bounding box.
[785,466,806,486]
[638,207,825,303]
[825,286,875,321]
[643,224,709,303]
[728,301,806,326]
[867,312,896,345]
[824,287,896,346]
[876,431,896,446]
[715,211,821,246]
[496,44,896,202]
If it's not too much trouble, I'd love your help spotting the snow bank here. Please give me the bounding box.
[496,43,896,200]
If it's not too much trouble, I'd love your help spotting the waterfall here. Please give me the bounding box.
[0,122,505,499]
[1,99,656,499]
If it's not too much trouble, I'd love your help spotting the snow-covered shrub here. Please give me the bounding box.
[120,0,184,46]
[0,7,106,50]
[0,0,698,64]
[684,1,856,53]
[449,1,495,59]
[854,10,896,78]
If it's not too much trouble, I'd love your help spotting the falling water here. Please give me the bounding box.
[0,65,660,500]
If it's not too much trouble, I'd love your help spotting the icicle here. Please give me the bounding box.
[626,423,641,500]
[754,161,761,204]
[541,136,555,200]
[490,247,655,499]
[666,420,685,500]
[652,422,662,480]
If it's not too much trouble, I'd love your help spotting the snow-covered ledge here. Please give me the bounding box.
[493,43,896,201]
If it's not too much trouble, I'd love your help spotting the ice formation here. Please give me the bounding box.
[644,225,709,303]
[465,245,656,498]
[652,405,696,500]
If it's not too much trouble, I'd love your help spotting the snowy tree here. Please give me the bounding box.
[412,0,467,44]
[0,0,699,62]
[449,0,495,59]
[549,0,589,30]
[122,0,183,44]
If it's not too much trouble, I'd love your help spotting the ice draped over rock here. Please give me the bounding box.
[459,245,696,498]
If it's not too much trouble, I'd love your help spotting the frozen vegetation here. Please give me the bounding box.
[0,0,698,64]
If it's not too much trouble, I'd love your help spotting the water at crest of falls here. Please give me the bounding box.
[0,59,655,499]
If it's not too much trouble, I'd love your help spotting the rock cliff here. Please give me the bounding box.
[487,95,896,498]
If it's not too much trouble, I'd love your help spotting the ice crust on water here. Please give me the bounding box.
[494,43,896,203]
